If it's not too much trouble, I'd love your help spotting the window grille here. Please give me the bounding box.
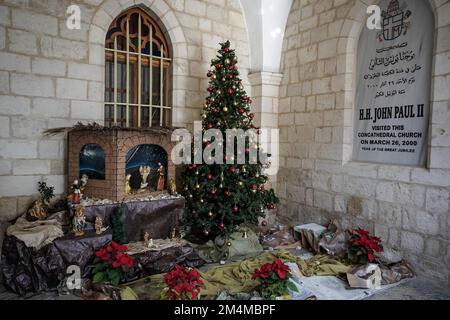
[104,7,171,127]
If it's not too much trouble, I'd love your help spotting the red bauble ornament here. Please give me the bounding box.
[226,74,233,80]
[208,123,214,129]
[232,205,239,213]
[252,184,257,190]
[215,63,222,69]
[192,164,197,169]
[248,99,253,105]
[227,88,234,95]
[207,70,212,77]
[249,113,255,119]
[246,124,251,129]
[210,188,217,195]
[207,174,213,180]
[213,107,219,113]
[231,64,237,70]
[218,223,225,230]
[261,220,268,227]
[239,108,244,114]
[229,167,236,173]
[224,48,230,53]
[224,190,230,196]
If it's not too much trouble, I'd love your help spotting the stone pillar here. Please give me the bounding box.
[248,71,282,223]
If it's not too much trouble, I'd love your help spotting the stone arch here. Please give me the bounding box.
[88,0,187,60]
[87,0,188,126]
[336,0,441,165]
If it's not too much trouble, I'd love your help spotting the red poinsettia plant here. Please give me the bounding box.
[348,228,383,264]
[252,259,297,300]
[161,265,204,300]
[91,241,136,286]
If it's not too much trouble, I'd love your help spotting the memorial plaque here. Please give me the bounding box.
[353,0,434,166]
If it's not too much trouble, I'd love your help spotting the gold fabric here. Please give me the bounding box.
[126,250,350,299]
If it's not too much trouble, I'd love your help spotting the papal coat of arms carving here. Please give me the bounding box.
[378,0,412,42]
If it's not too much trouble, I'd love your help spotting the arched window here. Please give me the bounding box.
[104,7,172,128]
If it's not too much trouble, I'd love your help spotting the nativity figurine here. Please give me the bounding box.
[168,179,177,195]
[95,216,103,235]
[143,231,150,248]
[73,205,86,236]
[71,179,81,204]
[26,199,48,222]
[125,174,132,195]
[139,165,151,189]
[80,174,89,196]
[156,162,165,191]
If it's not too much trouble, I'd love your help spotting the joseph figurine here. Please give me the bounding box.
[156,162,165,191]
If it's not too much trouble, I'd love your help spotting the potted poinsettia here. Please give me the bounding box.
[161,265,204,300]
[252,258,298,300]
[347,228,383,264]
[91,241,136,286]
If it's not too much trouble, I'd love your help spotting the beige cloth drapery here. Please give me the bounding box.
[7,216,64,250]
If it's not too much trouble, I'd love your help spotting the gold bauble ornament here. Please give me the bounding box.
[238,181,243,186]
[226,242,232,247]
[225,58,231,64]
[223,107,228,112]
[234,101,238,106]
[212,74,217,80]
[208,211,214,217]
[195,184,200,189]
[195,171,199,175]
[204,230,209,236]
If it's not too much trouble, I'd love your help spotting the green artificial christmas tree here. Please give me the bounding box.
[182,41,279,240]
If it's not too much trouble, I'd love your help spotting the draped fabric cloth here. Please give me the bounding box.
[126,250,350,300]
[6,217,64,250]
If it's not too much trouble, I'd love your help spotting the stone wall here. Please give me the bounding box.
[277,0,450,284]
[0,0,250,222]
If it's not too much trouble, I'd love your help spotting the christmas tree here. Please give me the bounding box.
[182,41,279,240]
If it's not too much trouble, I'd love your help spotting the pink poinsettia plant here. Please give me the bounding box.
[252,258,297,300]
[348,228,383,264]
[91,241,136,286]
[161,265,204,300]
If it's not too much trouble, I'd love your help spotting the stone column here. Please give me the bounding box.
[248,71,282,224]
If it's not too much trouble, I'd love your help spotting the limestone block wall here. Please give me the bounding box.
[0,0,250,222]
[277,0,450,284]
